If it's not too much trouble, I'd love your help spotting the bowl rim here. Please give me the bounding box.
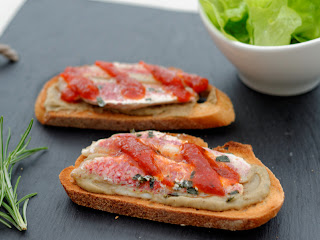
[198,2,320,51]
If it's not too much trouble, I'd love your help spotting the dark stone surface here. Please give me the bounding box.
[0,0,319,239]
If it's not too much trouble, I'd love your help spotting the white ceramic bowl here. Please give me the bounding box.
[199,5,320,96]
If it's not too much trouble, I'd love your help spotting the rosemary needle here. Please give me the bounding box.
[0,117,47,231]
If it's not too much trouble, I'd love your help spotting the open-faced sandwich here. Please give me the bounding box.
[35,61,235,130]
[59,131,284,230]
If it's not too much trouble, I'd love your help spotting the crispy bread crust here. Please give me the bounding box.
[35,77,235,131]
[59,138,284,230]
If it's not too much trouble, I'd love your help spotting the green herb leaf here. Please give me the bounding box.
[0,117,47,231]
[0,217,12,229]
[16,193,37,205]
[229,190,239,195]
[173,179,199,195]
[226,190,239,202]
[144,175,153,181]
[190,171,196,179]
[227,197,235,203]
[167,192,179,197]
[181,180,193,189]
[132,174,155,189]
[149,178,155,189]
[216,155,230,162]
[132,174,142,180]
[130,129,136,134]
[187,187,198,195]
[96,97,106,107]
[148,131,154,138]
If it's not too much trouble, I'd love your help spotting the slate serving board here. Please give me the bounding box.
[0,0,319,239]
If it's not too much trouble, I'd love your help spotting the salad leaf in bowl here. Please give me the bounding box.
[200,0,320,46]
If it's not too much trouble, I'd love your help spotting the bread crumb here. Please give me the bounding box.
[115,216,119,219]
[21,168,23,171]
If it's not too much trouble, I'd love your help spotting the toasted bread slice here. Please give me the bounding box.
[35,77,235,131]
[59,136,284,231]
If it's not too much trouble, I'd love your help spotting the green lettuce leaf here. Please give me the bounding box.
[200,0,320,46]
[289,0,320,42]
[200,0,249,43]
[245,0,301,46]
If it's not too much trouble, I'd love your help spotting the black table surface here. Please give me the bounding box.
[0,0,319,239]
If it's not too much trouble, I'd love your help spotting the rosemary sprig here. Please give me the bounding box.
[0,117,47,230]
